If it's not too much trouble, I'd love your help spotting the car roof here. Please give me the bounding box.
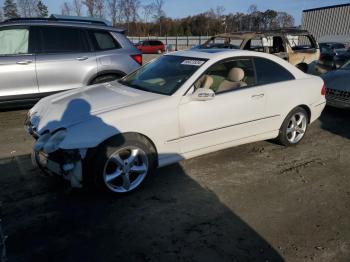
[167,49,252,59]
[209,29,312,40]
[0,16,126,33]
[167,49,306,78]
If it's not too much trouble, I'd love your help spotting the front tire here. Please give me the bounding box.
[276,107,309,146]
[87,134,157,194]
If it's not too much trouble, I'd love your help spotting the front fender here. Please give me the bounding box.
[59,116,120,150]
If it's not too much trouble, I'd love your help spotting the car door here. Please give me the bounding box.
[178,57,268,153]
[253,57,296,131]
[35,26,97,94]
[0,26,38,101]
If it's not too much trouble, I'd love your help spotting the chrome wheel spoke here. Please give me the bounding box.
[122,174,131,190]
[130,164,147,174]
[105,170,122,182]
[110,155,124,167]
[296,127,305,134]
[287,127,294,134]
[127,149,139,167]
[290,131,297,141]
[297,115,305,125]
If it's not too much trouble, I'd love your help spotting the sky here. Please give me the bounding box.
[2,0,350,25]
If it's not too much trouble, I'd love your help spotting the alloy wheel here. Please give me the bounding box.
[103,147,149,193]
[286,112,307,144]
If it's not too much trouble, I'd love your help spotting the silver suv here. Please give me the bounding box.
[0,15,142,108]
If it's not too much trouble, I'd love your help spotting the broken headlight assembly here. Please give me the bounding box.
[34,129,67,154]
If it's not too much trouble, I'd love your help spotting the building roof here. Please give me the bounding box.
[303,3,350,13]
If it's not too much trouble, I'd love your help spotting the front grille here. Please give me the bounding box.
[326,88,350,102]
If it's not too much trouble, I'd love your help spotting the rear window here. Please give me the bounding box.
[254,57,294,85]
[0,28,29,55]
[39,26,88,53]
[90,30,120,51]
[151,41,162,45]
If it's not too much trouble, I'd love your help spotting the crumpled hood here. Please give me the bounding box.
[29,82,163,134]
[322,69,350,92]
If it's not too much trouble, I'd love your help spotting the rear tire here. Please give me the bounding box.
[276,107,309,146]
[85,133,157,194]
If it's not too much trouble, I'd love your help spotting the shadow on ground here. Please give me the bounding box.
[320,106,350,139]
[0,154,283,262]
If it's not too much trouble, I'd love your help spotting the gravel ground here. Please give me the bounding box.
[0,54,349,261]
[0,106,349,262]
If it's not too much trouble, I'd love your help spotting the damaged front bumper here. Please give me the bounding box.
[32,149,85,188]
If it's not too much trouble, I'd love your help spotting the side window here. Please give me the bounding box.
[39,26,88,53]
[90,30,121,51]
[195,58,256,94]
[288,35,316,51]
[254,57,294,85]
[244,38,265,52]
[0,28,29,55]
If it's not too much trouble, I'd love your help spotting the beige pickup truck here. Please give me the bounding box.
[197,29,320,73]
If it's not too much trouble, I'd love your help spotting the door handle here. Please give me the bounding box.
[16,60,32,65]
[76,56,88,61]
[251,94,265,99]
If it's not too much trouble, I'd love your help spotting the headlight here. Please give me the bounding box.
[33,132,51,151]
[43,129,67,154]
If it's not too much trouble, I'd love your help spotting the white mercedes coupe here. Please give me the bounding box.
[26,49,326,194]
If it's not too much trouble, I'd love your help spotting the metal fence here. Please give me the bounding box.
[128,35,212,50]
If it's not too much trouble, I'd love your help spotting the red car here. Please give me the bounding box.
[135,40,165,54]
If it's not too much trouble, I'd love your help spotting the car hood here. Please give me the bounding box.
[322,69,350,91]
[29,81,164,134]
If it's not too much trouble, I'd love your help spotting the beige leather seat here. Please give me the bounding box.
[217,68,247,93]
[195,75,214,90]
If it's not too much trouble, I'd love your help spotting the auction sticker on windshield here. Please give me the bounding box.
[181,60,205,66]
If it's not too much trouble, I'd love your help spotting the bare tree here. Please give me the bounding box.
[83,0,95,16]
[61,1,72,16]
[0,9,3,21]
[72,0,82,16]
[142,3,154,23]
[120,0,140,31]
[107,0,123,26]
[152,0,165,35]
[95,0,104,17]
[17,0,38,17]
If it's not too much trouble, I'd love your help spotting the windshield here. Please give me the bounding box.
[341,60,350,70]
[120,55,207,95]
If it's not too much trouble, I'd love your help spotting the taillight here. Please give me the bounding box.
[131,54,142,65]
[321,83,326,96]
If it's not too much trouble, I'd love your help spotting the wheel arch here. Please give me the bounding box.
[96,131,159,166]
[88,70,127,85]
[297,104,311,123]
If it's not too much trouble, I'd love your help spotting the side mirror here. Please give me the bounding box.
[191,88,215,101]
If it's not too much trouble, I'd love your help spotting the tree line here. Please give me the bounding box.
[0,1,295,36]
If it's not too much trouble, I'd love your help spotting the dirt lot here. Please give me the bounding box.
[0,104,349,262]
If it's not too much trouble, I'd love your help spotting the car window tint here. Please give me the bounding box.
[93,31,120,50]
[254,57,294,85]
[39,26,87,53]
[197,58,256,94]
[0,28,29,55]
